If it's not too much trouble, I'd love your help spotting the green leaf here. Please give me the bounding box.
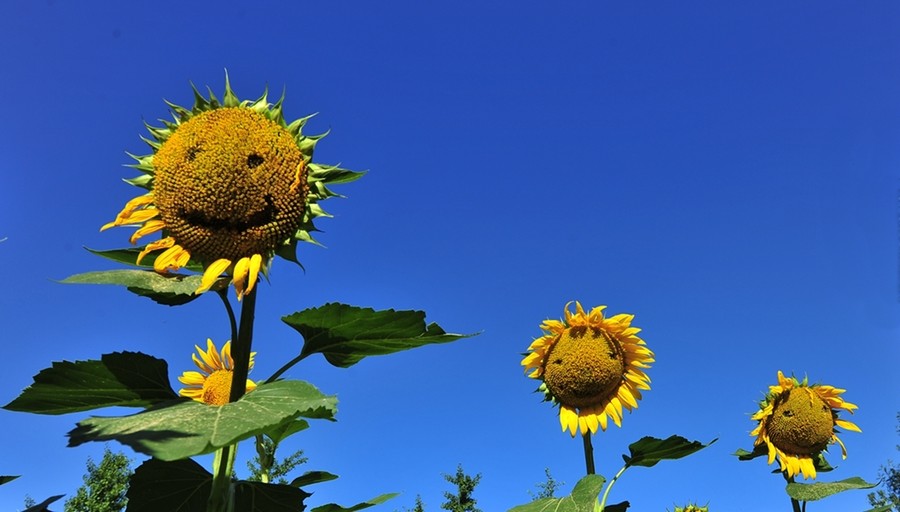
[0,475,19,485]
[23,495,65,512]
[85,247,203,272]
[126,458,210,512]
[785,476,878,502]
[623,435,716,468]
[60,269,205,306]
[734,444,768,461]
[310,493,399,512]
[507,474,606,512]
[864,506,895,512]
[68,380,337,460]
[235,480,311,512]
[283,303,477,368]
[290,470,339,488]
[264,419,310,445]
[4,352,177,414]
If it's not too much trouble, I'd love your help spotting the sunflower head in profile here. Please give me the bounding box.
[178,339,257,406]
[101,75,362,299]
[750,371,860,480]
[522,301,654,437]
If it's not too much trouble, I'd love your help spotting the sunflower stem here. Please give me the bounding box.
[229,286,257,402]
[582,432,595,475]
[784,475,802,512]
[598,463,629,512]
[209,445,236,512]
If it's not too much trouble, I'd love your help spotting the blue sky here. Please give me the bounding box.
[1,1,898,510]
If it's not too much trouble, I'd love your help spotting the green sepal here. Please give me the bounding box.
[0,475,19,485]
[290,470,339,488]
[734,444,768,461]
[22,495,64,512]
[123,174,154,189]
[68,380,337,461]
[507,474,606,512]
[282,303,478,368]
[3,352,177,415]
[622,435,717,468]
[59,268,208,306]
[785,476,878,502]
[310,494,399,512]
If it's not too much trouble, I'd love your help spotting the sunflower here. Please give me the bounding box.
[750,371,860,480]
[101,75,362,299]
[522,301,654,437]
[178,339,257,406]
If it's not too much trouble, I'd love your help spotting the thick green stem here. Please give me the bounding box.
[209,446,236,512]
[208,287,258,512]
[784,474,802,512]
[598,464,629,512]
[582,433,595,475]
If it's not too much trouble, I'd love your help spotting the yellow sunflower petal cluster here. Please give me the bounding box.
[178,339,257,406]
[750,370,860,480]
[522,301,654,437]
[100,76,361,300]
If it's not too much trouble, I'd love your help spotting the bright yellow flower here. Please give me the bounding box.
[101,76,359,300]
[750,371,860,480]
[522,301,654,437]
[178,339,257,406]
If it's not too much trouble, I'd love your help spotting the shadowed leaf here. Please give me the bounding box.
[290,471,339,488]
[283,303,477,368]
[23,495,64,512]
[4,352,177,414]
[0,475,19,485]
[126,458,210,512]
[623,435,716,468]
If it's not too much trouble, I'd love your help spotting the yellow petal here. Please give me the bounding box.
[559,405,578,437]
[196,258,232,294]
[246,253,263,295]
[233,256,251,300]
[835,418,861,432]
[136,237,175,265]
[129,219,166,245]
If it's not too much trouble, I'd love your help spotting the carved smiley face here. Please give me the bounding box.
[152,107,309,262]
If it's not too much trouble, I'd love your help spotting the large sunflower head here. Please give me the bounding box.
[750,371,860,480]
[522,301,654,437]
[178,339,257,406]
[101,75,363,299]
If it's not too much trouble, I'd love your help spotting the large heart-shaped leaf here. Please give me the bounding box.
[282,303,477,368]
[622,435,716,468]
[126,458,211,512]
[68,380,337,460]
[60,269,204,305]
[127,459,311,512]
[786,476,878,501]
[507,474,606,512]
[4,352,177,414]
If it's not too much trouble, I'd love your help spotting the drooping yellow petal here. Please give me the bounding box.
[137,237,175,265]
[233,256,251,300]
[196,258,232,294]
[246,253,263,295]
[559,405,578,437]
[835,419,861,432]
[129,219,166,244]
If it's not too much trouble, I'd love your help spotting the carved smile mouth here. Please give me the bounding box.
[179,194,278,232]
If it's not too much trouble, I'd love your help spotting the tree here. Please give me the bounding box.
[440,464,481,512]
[868,413,900,511]
[528,468,563,500]
[399,494,426,512]
[64,447,131,512]
[245,437,307,484]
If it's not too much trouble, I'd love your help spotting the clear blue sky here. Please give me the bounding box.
[1,1,898,510]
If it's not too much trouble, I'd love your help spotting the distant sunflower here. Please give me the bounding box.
[178,339,257,406]
[101,75,361,299]
[750,371,860,480]
[522,302,654,437]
